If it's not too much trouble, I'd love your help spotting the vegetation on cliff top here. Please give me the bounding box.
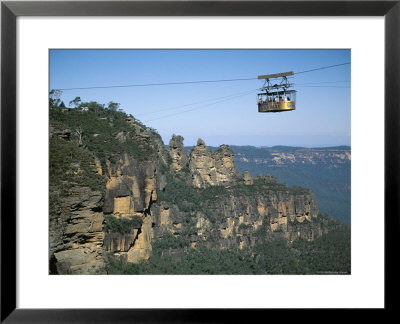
[157,172,311,214]
[50,100,159,164]
[49,136,106,200]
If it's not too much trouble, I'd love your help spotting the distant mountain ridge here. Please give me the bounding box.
[185,145,350,162]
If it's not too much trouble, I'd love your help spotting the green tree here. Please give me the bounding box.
[69,96,82,108]
[49,89,63,107]
[107,101,120,111]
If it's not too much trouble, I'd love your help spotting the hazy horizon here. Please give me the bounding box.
[161,134,350,149]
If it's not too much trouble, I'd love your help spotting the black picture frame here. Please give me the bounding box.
[1,0,399,322]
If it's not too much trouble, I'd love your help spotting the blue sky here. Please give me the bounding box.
[49,49,350,147]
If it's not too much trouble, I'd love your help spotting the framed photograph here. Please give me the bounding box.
[1,0,398,321]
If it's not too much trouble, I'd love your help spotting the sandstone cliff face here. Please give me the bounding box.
[150,176,320,258]
[50,104,326,270]
[99,123,170,264]
[188,139,241,188]
[49,107,169,274]
[243,170,253,185]
[104,215,153,264]
[169,135,189,171]
[101,136,323,264]
[101,153,164,264]
[49,187,106,274]
[103,153,159,216]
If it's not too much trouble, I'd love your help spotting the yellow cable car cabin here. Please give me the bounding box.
[257,71,296,113]
[257,90,296,112]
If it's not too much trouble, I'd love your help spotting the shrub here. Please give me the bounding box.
[132,215,143,229]
[106,253,140,274]
[49,136,105,193]
[105,215,134,234]
[152,233,190,252]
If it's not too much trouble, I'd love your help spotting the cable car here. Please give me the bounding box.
[257,71,296,113]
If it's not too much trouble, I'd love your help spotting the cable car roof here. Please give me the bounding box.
[258,71,294,80]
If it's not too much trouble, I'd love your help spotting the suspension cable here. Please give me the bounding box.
[55,62,351,91]
[144,89,258,122]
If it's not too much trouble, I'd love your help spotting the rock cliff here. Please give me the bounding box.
[49,186,106,274]
[49,105,332,274]
[49,106,167,274]
[102,135,322,264]
[101,154,162,263]
[187,138,241,188]
[150,172,320,259]
[169,135,189,172]
[232,145,351,224]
